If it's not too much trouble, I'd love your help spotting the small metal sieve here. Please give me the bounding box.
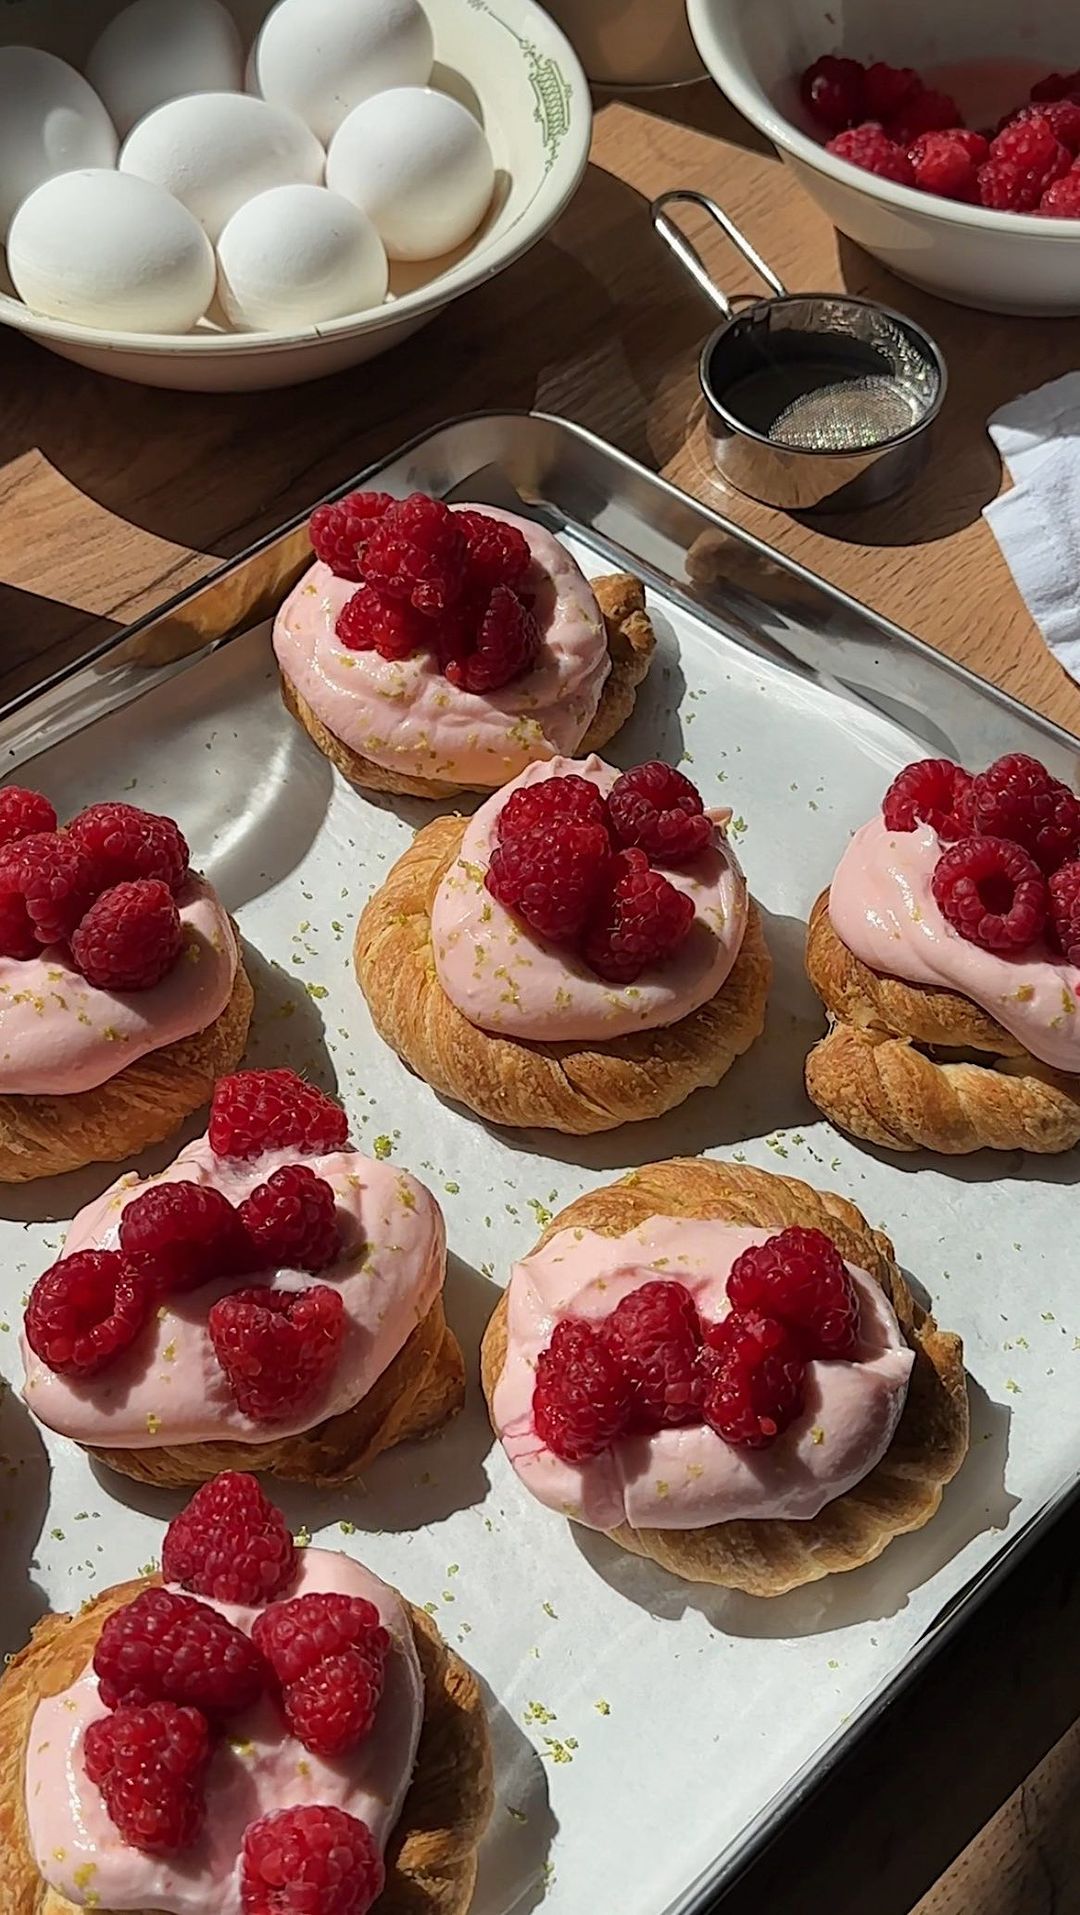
[652,190,947,513]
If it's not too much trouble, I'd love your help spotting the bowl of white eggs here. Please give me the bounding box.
[0,0,591,389]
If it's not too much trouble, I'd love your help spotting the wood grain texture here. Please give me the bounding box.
[0,75,1077,1915]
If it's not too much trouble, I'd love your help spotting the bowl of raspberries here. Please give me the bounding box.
[687,0,1080,313]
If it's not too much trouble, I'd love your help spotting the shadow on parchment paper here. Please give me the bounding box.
[489,904,819,1177]
[0,1386,51,1648]
[570,1372,1015,1639]
[0,937,337,1229]
[91,1255,499,1537]
[472,1683,558,1915]
[851,1131,1080,1191]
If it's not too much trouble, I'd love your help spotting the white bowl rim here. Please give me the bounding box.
[687,0,1080,243]
[0,0,591,357]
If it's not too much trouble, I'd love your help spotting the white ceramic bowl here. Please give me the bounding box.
[688,0,1080,315]
[0,0,590,388]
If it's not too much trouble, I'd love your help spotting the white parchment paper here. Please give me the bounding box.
[1,539,1075,1915]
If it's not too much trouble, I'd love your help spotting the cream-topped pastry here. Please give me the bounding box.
[492,1217,913,1529]
[432,755,747,1042]
[0,875,238,1095]
[274,503,611,789]
[25,1549,422,1915]
[830,815,1080,1074]
[23,1132,445,1449]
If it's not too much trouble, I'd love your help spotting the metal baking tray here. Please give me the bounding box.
[2,412,1078,1915]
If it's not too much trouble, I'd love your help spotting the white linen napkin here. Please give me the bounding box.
[983,372,1080,682]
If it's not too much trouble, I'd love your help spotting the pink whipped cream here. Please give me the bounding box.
[492,1217,913,1528]
[829,815,1080,1074]
[272,505,611,788]
[22,1139,445,1447]
[430,755,748,1043]
[0,876,238,1096]
[25,1549,422,1915]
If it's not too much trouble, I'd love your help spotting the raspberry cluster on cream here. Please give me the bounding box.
[829,753,1080,1072]
[431,755,747,1042]
[273,491,611,788]
[0,788,238,1095]
[802,51,1080,217]
[493,1221,913,1529]
[25,1475,420,1915]
[21,1069,445,1447]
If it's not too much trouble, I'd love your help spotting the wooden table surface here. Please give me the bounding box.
[2,79,1080,1915]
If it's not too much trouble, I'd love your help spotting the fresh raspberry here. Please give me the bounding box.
[495,773,609,845]
[964,752,1080,872]
[887,88,963,145]
[70,878,183,990]
[443,585,541,693]
[209,1069,349,1161]
[909,129,984,199]
[726,1227,860,1360]
[208,1284,346,1423]
[532,1316,633,1461]
[990,117,1070,189]
[252,1589,388,1686]
[241,1805,384,1915]
[1049,860,1080,964]
[863,62,920,123]
[978,156,1047,211]
[280,1650,387,1758]
[25,1250,153,1377]
[309,491,395,582]
[604,1280,703,1428]
[0,785,56,847]
[1040,172,1080,215]
[931,836,1047,951]
[335,584,430,660]
[361,492,467,615]
[1030,69,1080,104]
[826,122,914,185]
[800,54,866,132]
[700,1312,806,1449]
[607,761,713,864]
[84,1700,209,1856]
[163,1473,298,1606]
[582,847,695,983]
[0,832,98,947]
[239,1165,342,1273]
[119,1181,249,1294]
[67,801,189,893]
[1013,100,1080,153]
[453,508,532,592]
[881,758,973,839]
[93,1587,266,1716]
[254,1591,388,1758]
[485,821,611,941]
[0,886,37,959]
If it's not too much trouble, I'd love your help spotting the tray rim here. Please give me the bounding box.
[4,407,1079,1915]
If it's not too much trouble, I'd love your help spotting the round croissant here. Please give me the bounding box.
[88,1292,465,1491]
[0,1576,493,1915]
[0,960,254,1184]
[805,890,1080,1153]
[355,820,771,1135]
[481,1158,969,1597]
[280,572,656,800]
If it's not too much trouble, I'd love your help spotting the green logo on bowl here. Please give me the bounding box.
[468,0,573,168]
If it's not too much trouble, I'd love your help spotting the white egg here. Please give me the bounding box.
[0,46,117,237]
[120,93,324,241]
[253,0,433,144]
[327,87,494,261]
[216,182,388,330]
[9,169,216,333]
[86,0,244,138]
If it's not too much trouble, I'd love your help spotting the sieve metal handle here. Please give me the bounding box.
[651,190,787,319]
